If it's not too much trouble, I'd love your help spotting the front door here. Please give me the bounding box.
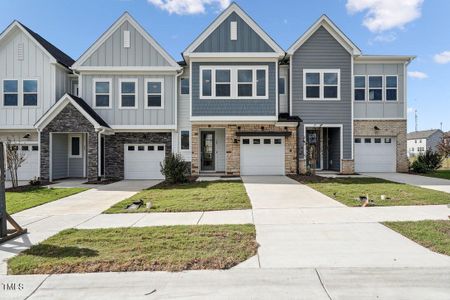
[306,129,321,169]
[201,131,215,171]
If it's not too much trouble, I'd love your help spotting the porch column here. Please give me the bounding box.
[87,132,99,181]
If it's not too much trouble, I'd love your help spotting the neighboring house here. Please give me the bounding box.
[407,129,444,157]
[1,2,414,181]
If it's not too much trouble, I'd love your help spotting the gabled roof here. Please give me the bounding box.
[407,129,443,140]
[183,2,284,56]
[0,20,74,69]
[287,15,361,56]
[35,94,111,131]
[72,12,179,69]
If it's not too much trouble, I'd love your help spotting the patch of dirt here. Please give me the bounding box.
[5,184,41,192]
[288,174,329,184]
[85,178,121,185]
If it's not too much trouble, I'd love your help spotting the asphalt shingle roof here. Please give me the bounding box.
[67,94,110,128]
[407,129,441,140]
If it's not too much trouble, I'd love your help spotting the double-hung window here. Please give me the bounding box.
[23,80,38,106]
[304,70,340,100]
[237,69,253,97]
[3,80,18,106]
[119,79,138,109]
[145,79,163,109]
[93,79,111,108]
[368,76,383,101]
[385,75,398,101]
[215,69,231,97]
[354,76,366,101]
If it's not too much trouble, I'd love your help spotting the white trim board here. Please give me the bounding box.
[190,116,278,122]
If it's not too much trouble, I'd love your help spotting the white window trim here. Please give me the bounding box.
[199,65,269,100]
[93,78,112,109]
[2,79,19,107]
[368,75,384,101]
[279,76,287,95]
[303,69,341,101]
[118,78,138,109]
[144,78,164,109]
[385,75,398,102]
[22,79,39,107]
[180,77,190,95]
[180,130,190,151]
[69,134,82,158]
[353,75,366,102]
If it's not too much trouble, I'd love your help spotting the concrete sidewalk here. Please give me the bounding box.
[364,172,450,193]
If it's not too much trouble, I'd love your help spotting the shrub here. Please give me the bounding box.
[29,177,41,186]
[160,153,189,184]
[411,150,442,173]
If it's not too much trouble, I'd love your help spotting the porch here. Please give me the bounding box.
[304,125,342,172]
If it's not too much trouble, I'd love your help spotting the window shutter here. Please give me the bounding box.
[230,22,237,41]
[123,30,130,48]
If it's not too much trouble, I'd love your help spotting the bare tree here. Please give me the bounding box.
[3,139,26,189]
[437,132,450,168]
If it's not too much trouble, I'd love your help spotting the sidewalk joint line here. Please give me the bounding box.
[196,212,205,225]
[73,213,101,228]
[24,274,51,300]
[315,269,332,300]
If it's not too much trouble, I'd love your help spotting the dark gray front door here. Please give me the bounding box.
[306,129,321,169]
[201,131,215,171]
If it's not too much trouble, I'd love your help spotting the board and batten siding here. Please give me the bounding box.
[81,74,176,126]
[193,12,274,53]
[81,20,171,67]
[51,133,68,179]
[290,26,352,160]
[176,70,192,161]
[354,63,405,119]
[191,62,277,117]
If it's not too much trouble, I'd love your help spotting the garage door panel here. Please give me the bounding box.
[240,138,285,176]
[124,144,165,179]
[5,144,39,181]
[355,137,396,173]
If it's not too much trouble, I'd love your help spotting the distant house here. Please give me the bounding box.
[407,129,444,157]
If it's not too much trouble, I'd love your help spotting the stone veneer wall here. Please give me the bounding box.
[40,103,98,181]
[191,123,297,175]
[354,119,408,172]
[298,158,354,174]
[104,132,171,179]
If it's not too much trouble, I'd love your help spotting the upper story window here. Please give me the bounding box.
[200,66,268,99]
[119,79,138,109]
[278,77,286,95]
[386,76,398,101]
[354,76,366,101]
[355,75,398,102]
[368,76,383,101]
[180,78,189,95]
[145,79,164,109]
[3,80,18,106]
[23,80,38,106]
[93,79,111,108]
[304,70,340,100]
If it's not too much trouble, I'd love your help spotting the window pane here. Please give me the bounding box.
[243,139,250,144]
[274,139,282,144]
[278,78,285,94]
[21,145,29,151]
[148,145,154,151]
[324,86,337,98]
[364,138,371,143]
[96,95,109,107]
[355,76,365,88]
[4,94,18,106]
[324,73,338,85]
[385,138,392,143]
[386,89,397,101]
[264,139,271,144]
[147,95,161,107]
[386,76,397,88]
[128,146,135,151]
[71,137,80,156]
[122,95,135,107]
[238,70,252,82]
[202,70,211,96]
[4,80,18,92]
[369,76,382,88]
[23,80,37,92]
[306,73,320,84]
[181,131,190,150]
[121,81,135,93]
[32,145,39,151]
[138,146,144,151]
[355,89,365,101]
[253,139,260,144]
[95,82,109,93]
[157,146,164,151]
[238,84,252,97]
[354,138,361,143]
[216,70,230,82]
[306,86,320,98]
[180,78,189,94]
[369,89,382,101]
[216,84,230,97]
[374,138,381,143]
[24,94,37,106]
[148,81,161,94]
[257,69,266,96]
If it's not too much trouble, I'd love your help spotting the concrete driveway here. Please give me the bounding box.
[364,172,450,193]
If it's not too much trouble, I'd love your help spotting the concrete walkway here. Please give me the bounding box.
[364,172,450,193]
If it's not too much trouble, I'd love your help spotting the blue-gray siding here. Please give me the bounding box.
[193,12,274,53]
[291,26,352,160]
[191,62,277,116]
[52,133,68,179]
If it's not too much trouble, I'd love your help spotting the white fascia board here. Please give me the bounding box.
[183,3,284,56]
[0,127,38,132]
[190,116,278,122]
[187,52,283,59]
[354,55,416,64]
[287,15,361,56]
[189,56,280,63]
[73,12,179,69]
[74,66,181,72]
[110,125,176,130]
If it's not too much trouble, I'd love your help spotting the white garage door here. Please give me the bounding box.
[124,144,165,179]
[240,137,285,175]
[5,144,39,181]
[355,137,396,172]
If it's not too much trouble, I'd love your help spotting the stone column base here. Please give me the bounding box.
[341,159,354,174]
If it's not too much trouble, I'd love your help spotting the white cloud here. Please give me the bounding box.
[408,71,428,79]
[434,51,450,64]
[147,0,230,15]
[372,32,397,43]
[346,0,424,32]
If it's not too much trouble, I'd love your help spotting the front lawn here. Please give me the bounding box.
[104,180,252,213]
[420,170,450,180]
[8,225,258,274]
[384,220,450,256]
[292,176,450,206]
[6,187,88,214]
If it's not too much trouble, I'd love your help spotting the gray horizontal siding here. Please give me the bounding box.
[291,26,352,160]
[51,133,68,179]
[191,62,276,116]
[194,12,274,53]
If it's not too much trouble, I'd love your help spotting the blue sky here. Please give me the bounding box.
[1,0,448,132]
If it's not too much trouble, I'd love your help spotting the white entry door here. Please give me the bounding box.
[5,144,39,181]
[354,137,396,172]
[240,137,285,175]
[124,144,165,179]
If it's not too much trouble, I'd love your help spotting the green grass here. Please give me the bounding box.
[7,225,258,274]
[6,187,88,214]
[421,170,450,180]
[296,176,450,206]
[384,220,450,256]
[104,180,252,213]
